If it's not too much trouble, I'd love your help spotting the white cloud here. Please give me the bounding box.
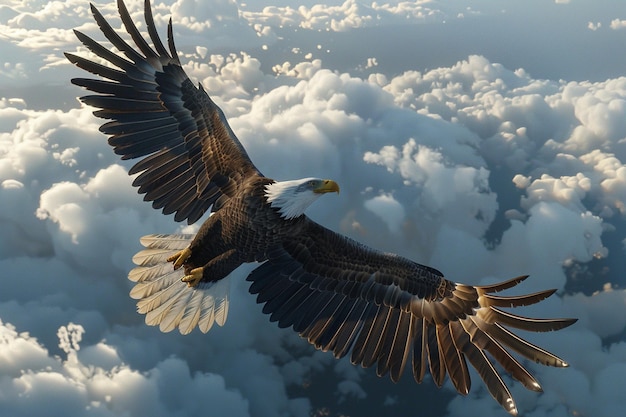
[565,284,626,339]
[610,18,626,30]
[0,319,252,417]
[241,0,449,32]
[2,1,626,416]
[364,193,405,234]
[588,21,601,31]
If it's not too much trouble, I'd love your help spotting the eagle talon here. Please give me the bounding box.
[167,247,192,270]
[181,267,203,287]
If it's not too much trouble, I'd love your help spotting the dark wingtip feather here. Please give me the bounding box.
[477,275,529,293]
[167,18,181,63]
[89,2,102,21]
[482,288,558,308]
[144,0,170,57]
[65,52,79,64]
[483,307,577,333]
[118,0,159,61]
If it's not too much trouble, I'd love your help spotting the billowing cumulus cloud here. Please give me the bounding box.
[241,0,446,32]
[0,320,255,417]
[1,0,626,416]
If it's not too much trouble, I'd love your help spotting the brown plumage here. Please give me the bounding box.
[66,1,576,414]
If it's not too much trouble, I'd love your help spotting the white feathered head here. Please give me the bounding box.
[265,178,340,219]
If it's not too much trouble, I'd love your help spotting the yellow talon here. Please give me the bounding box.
[167,247,192,270]
[181,267,203,287]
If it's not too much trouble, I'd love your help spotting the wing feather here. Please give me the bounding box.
[117,0,160,62]
[388,311,413,382]
[292,290,335,334]
[327,299,370,358]
[311,296,356,350]
[349,303,383,366]
[363,305,395,368]
[65,0,262,224]
[459,318,542,391]
[263,280,302,316]
[301,294,344,344]
[455,320,518,415]
[437,322,470,394]
[426,323,445,387]
[411,317,428,383]
[270,283,315,327]
[377,309,411,381]
[246,219,576,415]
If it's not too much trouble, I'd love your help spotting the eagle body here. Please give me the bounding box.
[66,1,577,415]
[184,176,278,281]
[189,175,450,304]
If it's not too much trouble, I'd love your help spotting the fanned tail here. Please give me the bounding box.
[129,234,230,334]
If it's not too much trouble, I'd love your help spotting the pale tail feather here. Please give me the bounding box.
[132,249,176,267]
[129,234,230,335]
[140,234,195,250]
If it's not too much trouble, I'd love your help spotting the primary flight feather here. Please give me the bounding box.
[65,1,576,414]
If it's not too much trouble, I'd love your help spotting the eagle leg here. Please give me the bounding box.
[180,249,242,288]
[182,267,204,288]
[167,247,192,269]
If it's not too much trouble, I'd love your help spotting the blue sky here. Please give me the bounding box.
[1,1,626,416]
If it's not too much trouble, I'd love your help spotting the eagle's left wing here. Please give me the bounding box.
[247,219,575,415]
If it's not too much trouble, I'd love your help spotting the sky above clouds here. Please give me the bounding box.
[2,0,626,416]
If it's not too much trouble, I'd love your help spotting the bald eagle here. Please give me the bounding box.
[66,1,575,414]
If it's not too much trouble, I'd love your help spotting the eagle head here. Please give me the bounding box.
[265,178,340,219]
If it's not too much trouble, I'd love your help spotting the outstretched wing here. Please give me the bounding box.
[65,0,261,224]
[247,220,576,416]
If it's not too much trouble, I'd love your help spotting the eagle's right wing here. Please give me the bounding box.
[248,219,576,415]
[65,0,262,224]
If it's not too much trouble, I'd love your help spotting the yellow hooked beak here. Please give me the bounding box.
[313,179,340,194]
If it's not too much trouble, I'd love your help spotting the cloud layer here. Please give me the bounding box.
[2,0,626,416]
